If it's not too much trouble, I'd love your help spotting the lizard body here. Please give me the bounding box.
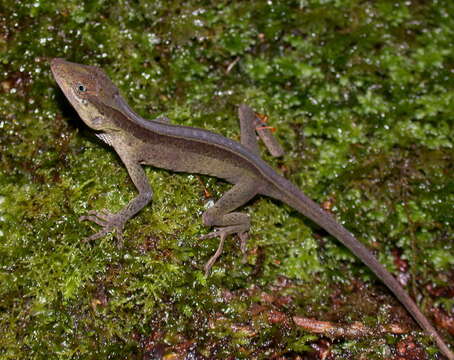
[50,58,453,359]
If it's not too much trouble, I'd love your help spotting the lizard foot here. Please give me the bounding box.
[79,209,125,243]
[200,226,249,275]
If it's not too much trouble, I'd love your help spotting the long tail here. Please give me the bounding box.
[277,185,454,359]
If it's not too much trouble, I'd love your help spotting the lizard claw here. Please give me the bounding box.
[79,210,125,244]
[200,226,249,275]
[203,232,227,276]
[199,228,223,240]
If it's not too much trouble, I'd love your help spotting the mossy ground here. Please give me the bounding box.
[0,1,453,359]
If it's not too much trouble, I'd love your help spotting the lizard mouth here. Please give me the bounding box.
[50,58,73,95]
[50,58,88,107]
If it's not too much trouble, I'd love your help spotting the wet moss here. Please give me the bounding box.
[1,0,453,358]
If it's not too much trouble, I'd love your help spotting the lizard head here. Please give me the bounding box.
[51,58,121,131]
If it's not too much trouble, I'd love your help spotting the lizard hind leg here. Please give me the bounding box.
[238,104,284,158]
[200,178,258,275]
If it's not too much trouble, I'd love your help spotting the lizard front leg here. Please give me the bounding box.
[200,177,258,274]
[80,154,152,243]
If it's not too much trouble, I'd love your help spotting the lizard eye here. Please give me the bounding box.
[77,84,87,92]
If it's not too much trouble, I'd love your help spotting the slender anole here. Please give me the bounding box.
[50,58,453,359]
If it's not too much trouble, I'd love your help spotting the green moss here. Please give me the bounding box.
[1,0,453,358]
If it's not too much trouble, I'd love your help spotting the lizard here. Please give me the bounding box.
[50,58,453,359]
